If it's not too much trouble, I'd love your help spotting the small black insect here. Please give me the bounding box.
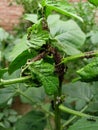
[87,117,96,122]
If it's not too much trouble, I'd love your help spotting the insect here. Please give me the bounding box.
[87,117,96,122]
[51,95,65,110]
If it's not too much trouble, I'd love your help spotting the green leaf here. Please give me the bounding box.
[90,31,98,44]
[0,127,13,130]
[29,60,58,95]
[68,117,98,130]
[46,0,83,22]
[27,20,49,49]
[41,75,58,95]
[8,50,32,74]
[24,14,38,23]
[77,57,98,82]
[0,28,9,41]
[63,82,92,101]
[28,31,49,49]
[0,68,8,78]
[15,110,47,130]
[87,82,98,112]
[0,113,4,120]
[47,15,86,55]
[87,101,98,113]
[9,35,29,61]
[8,115,17,123]
[3,120,10,128]
[0,87,16,105]
[88,0,98,6]
[20,87,46,104]
[30,59,54,75]
[0,51,1,61]
[75,99,86,110]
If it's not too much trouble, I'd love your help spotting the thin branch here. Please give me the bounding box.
[31,51,47,62]
[59,104,92,118]
[61,50,98,64]
[62,104,88,128]
[0,76,31,86]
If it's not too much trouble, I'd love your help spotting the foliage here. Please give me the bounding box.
[0,108,20,129]
[15,110,46,130]
[1,0,98,130]
[88,0,98,6]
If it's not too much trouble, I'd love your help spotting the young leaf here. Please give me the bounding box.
[28,30,49,49]
[47,15,86,55]
[27,20,49,49]
[8,50,33,74]
[15,110,47,130]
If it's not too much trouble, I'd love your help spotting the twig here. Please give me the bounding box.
[0,76,31,86]
[59,104,91,118]
[61,50,98,64]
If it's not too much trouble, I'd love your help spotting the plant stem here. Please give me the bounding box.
[62,104,88,128]
[61,50,98,64]
[46,4,83,22]
[54,95,61,130]
[59,104,91,118]
[0,76,31,86]
[54,77,63,130]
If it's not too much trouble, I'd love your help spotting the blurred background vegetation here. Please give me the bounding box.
[0,0,98,129]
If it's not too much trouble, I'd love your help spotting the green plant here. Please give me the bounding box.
[0,108,21,129]
[88,0,98,6]
[1,0,98,130]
